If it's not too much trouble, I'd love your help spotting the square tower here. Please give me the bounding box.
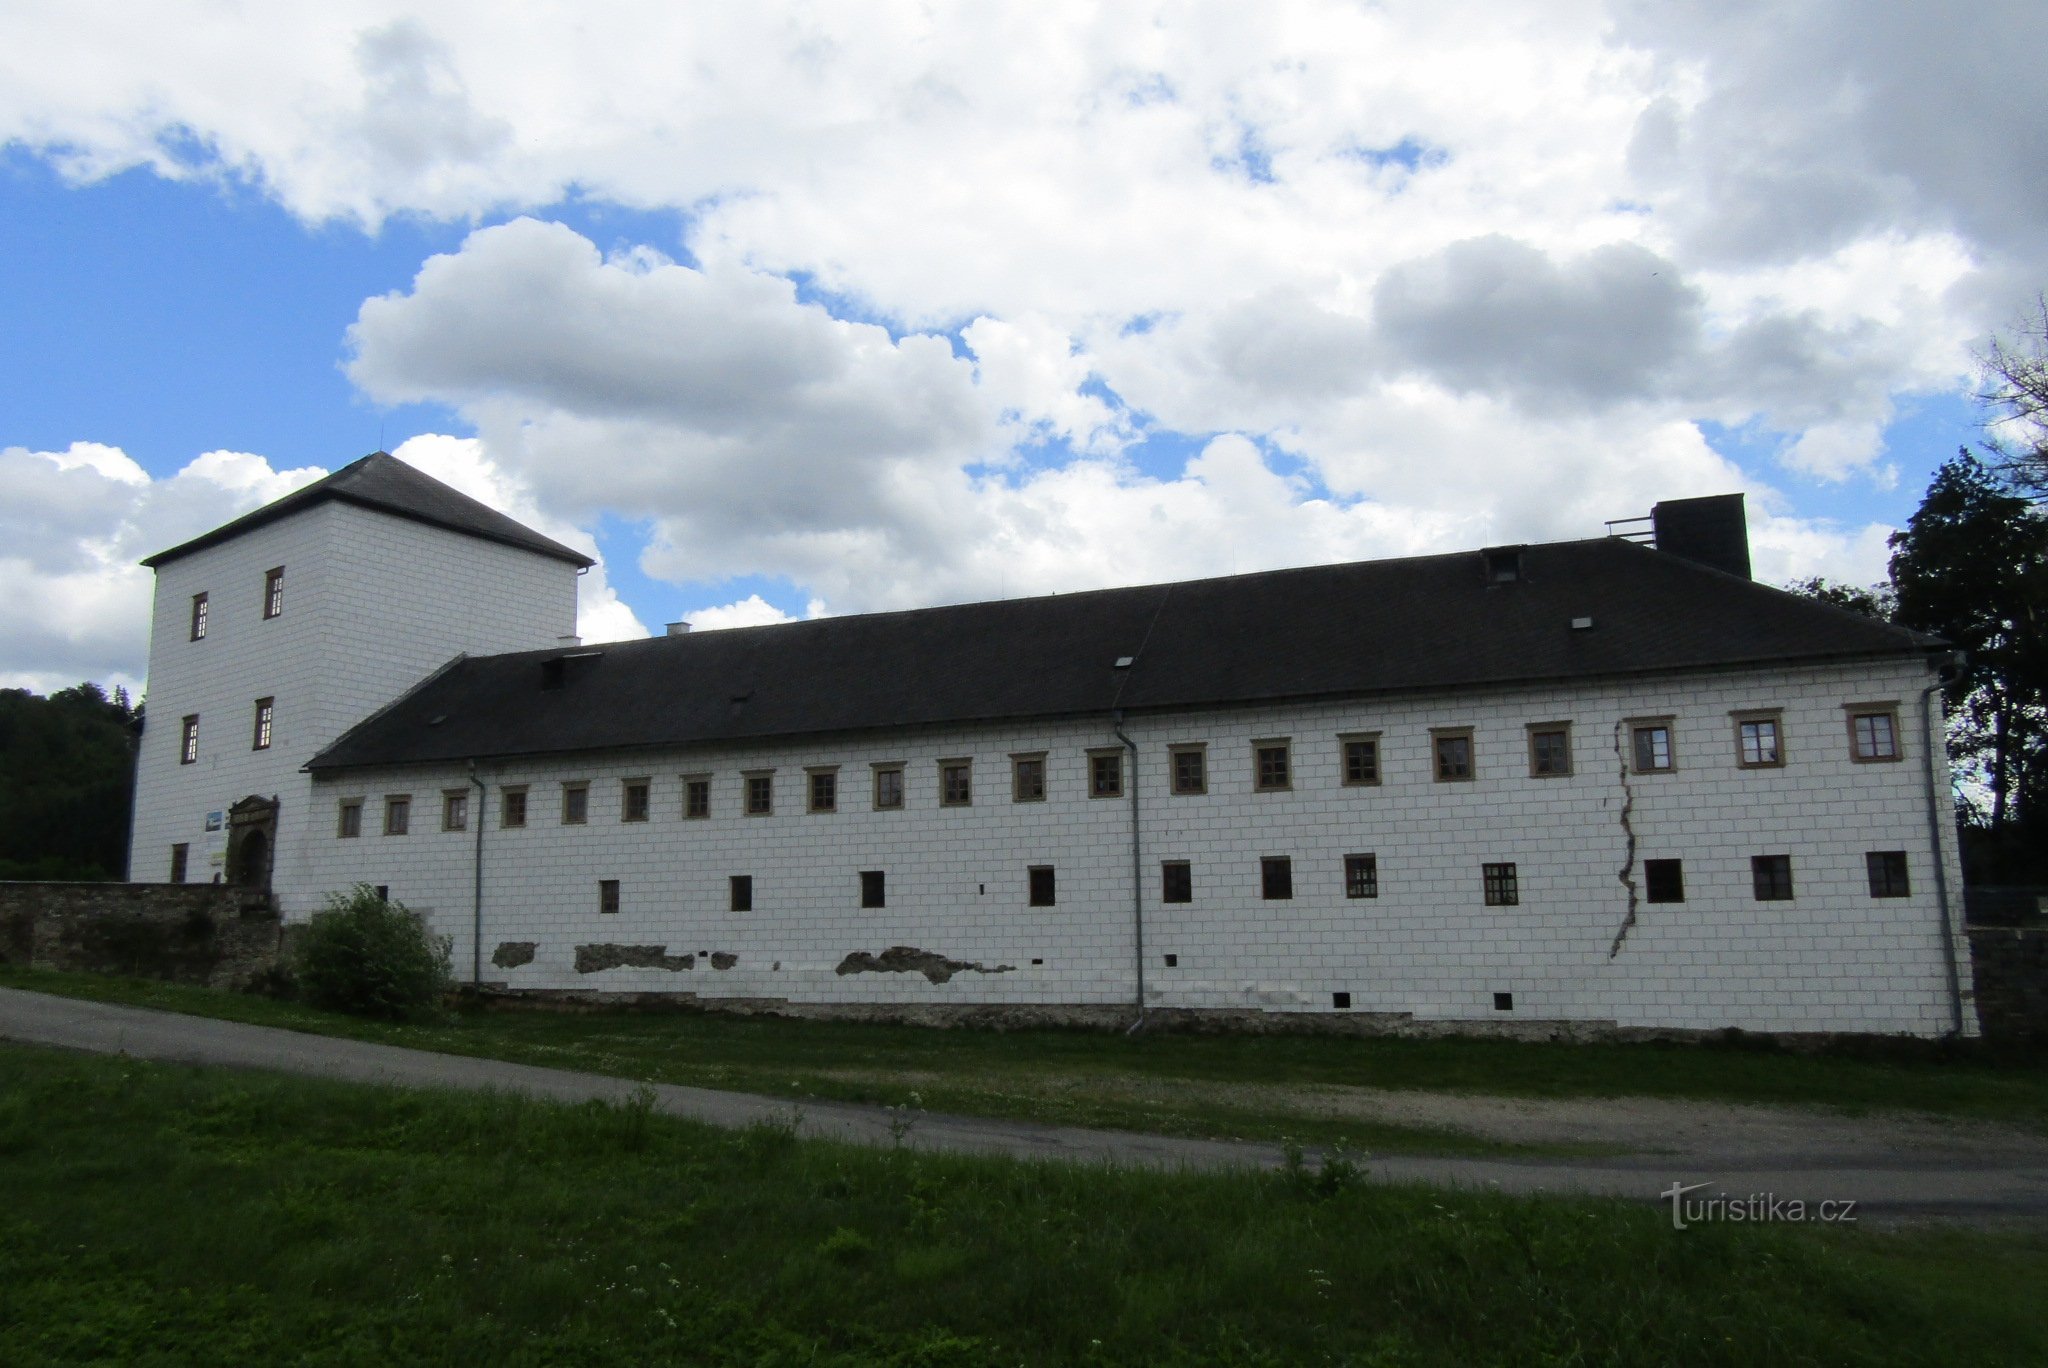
[129,451,591,906]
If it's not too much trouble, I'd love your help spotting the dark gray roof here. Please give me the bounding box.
[141,452,594,569]
[307,538,1941,772]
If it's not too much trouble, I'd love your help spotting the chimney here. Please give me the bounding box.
[665,621,692,636]
[1651,494,1751,580]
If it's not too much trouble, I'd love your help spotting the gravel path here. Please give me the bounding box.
[6,986,2046,1227]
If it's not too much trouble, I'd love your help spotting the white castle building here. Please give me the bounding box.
[131,452,1975,1036]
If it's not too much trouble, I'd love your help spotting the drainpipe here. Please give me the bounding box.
[1113,711,1146,1034]
[1918,676,1965,1036]
[469,761,486,987]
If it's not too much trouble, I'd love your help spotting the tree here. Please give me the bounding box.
[1977,293,2048,498]
[0,683,139,879]
[1888,450,2048,876]
[1783,575,1896,622]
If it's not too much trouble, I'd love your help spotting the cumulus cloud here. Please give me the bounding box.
[0,443,326,693]
[3,0,2033,663]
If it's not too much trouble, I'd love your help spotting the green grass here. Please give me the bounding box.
[2,1042,2045,1367]
[4,962,2046,1158]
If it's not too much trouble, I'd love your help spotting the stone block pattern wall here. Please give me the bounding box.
[298,653,1973,1037]
[1967,928,2048,1040]
[0,882,284,989]
[130,499,580,899]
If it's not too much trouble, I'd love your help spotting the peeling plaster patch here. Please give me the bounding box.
[710,952,737,970]
[835,945,1015,984]
[1609,721,1640,958]
[574,943,695,974]
[491,941,536,968]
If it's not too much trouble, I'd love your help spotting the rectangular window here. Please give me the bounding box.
[1527,724,1571,777]
[599,879,620,915]
[442,790,468,832]
[1260,856,1293,900]
[1847,705,1902,762]
[1752,854,1795,901]
[873,764,905,810]
[744,771,773,816]
[729,875,753,912]
[562,783,589,825]
[1340,734,1380,786]
[1011,752,1047,802]
[501,787,527,828]
[1089,749,1124,798]
[860,870,886,908]
[262,566,284,619]
[940,759,972,807]
[1344,853,1379,899]
[384,795,411,836]
[1432,727,1474,781]
[622,779,650,822]
[1643,858,1684,903]
[1028,865,1056,907]
[1867,851,1911,898]
[683,776,710,819]
[1161,861,1192,904]
[1482,862,1519,906]
[1734,711,1784,767]
[250,698,274,751]
[1630,719,1675,772]
[1253,740,1291,792]
[807,768,838,814]
[189,592,208,641]
[179,714,199,765]
[1169,744,1207,795]
[338,800,362,838]
[169,843,189,883]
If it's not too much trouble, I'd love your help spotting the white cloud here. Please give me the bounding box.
[674,595,799,632]
[0,443,325,693]
[3,0,2037,655]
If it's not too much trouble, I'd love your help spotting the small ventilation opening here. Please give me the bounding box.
[1164,954,1178,967]
[1483,547,1524,583]
[1493,992,1514,1011]
[1332,992,1352,1010]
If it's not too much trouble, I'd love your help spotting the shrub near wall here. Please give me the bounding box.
[292,885,452,1022]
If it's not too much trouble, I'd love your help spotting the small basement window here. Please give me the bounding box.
[1752,854,1794,901]
[1643,858,1684,904]
[1028,865,1056,907]
[1482,862,1518,906]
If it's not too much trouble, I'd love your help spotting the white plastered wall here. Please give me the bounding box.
[300,653,1975,1036]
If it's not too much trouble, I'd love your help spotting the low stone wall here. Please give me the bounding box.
[1968,926,2048,1041]
[0,882,286,990]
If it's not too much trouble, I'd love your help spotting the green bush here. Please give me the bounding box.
[292,885,452,1021]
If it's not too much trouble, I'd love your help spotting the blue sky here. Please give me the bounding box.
[0,3,2035,693]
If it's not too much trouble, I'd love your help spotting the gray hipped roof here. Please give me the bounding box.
[141,452,594,569]
[306,538,1940,773]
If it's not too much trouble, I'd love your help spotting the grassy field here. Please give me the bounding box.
[2,1041,2045,1367]
[4,964,2046,1157]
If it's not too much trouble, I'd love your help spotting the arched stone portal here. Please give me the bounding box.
[225,795,278,895]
